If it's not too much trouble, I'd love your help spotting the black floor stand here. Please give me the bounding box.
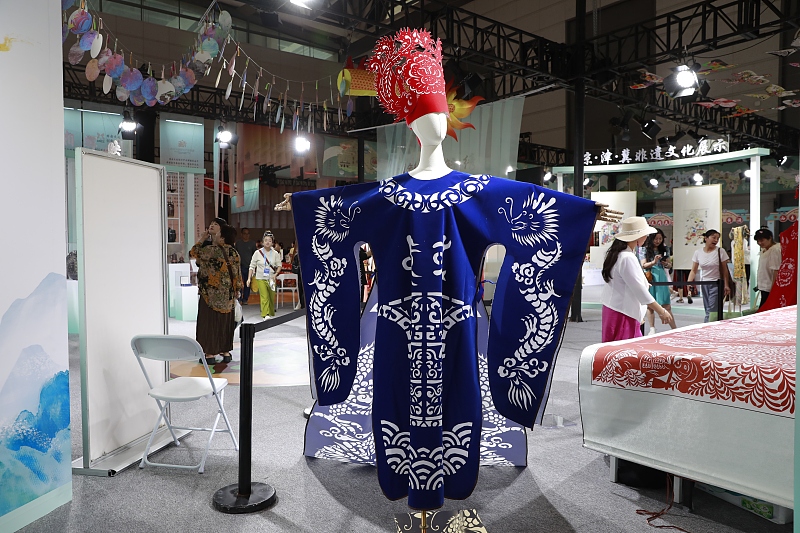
[213,321,279,513]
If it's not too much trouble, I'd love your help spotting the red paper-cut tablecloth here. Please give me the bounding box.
[591,306,796,417]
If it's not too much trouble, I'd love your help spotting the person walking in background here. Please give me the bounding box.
[291,247,304,310]
[688,229,731,322]
[190,221,242,365]
[247,231,282,320]
[754,228,781,309]
[602,217,671,342]
[641,228,677,335]
[234,227,257,305]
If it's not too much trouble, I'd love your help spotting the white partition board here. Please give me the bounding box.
[672,184,722,271]
[589,191,637,267]
[75,150,168,468]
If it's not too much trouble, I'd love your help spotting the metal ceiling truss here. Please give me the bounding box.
[585,81,799,151]
[65,0,800,150]
[518,135,569,167]
[583,0,800,78]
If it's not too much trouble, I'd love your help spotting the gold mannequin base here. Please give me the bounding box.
[394,509,487,532]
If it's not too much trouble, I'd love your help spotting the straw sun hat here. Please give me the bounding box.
[614,216,657,242]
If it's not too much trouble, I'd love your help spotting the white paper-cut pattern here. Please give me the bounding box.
[498,192,564,409]
[379,174,490,212]
[379,293,473,427]
[381,420,473,490]
[310,194,361,392]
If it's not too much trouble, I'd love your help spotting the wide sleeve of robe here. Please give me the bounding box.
[292,183,375,405]
[475,180,597,428]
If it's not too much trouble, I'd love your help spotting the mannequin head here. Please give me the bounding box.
[410,113,448,147]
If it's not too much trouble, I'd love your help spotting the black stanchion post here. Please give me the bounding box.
[717,278,724,321]
[213,322,277,513]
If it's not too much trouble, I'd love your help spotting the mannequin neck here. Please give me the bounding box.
[409,143,451,180]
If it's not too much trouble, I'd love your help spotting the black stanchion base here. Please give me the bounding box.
[212,482,277,514]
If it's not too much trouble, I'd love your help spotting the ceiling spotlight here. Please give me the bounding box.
[583,177,591,186]
[687,129,706,142]
[664,63,702,98]
[649,177,659,187]
[295,136,311,153]
[743,168,754,178]
[672,129,687,142]
[779,155,795,168]
[692,171,704,183]
[290,0,311,8]
[506,165,514,174]
[118,110,139,139]
[641,119,661,140]
[543,171,553,182]
[454,160,462,166]
[657,135,671,147]
[215,124,238,147]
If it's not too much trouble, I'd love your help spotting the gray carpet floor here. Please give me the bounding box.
[19,306,792,533]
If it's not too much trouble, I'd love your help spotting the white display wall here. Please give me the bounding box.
[0,1,72,529]
[74,150,168,468]
[672,184,722,271]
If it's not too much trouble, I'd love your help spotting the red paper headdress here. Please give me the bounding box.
[367,28,448,125]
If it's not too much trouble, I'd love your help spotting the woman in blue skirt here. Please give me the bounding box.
[642,227,676,335]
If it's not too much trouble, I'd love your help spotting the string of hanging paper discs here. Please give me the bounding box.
[63,0,351,132]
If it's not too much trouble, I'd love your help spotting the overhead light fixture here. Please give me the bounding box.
[454,160,462,166]
[506,165,514,174]
[583,177,591,186]
[290,0,311,8]
[543,171,553,182]
[743,168,755,179]
[672,129,687,142]
[687,129,706,142]
[779,155,795,168]
[692,170,704,184]
[664,63,703,99]
[215,124,238,148]
[118,110,139,140]
[641,119,661,140]
[295,136,311,153]
[649,177,659,188]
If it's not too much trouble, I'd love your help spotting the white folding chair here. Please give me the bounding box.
[275,273,299,308]
[131,335,238,474]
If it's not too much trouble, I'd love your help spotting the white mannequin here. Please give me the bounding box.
[408,112,451,180]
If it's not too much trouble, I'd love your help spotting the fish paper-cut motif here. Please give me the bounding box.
[766,84,796,98]
[766,48,797,58]
[629,69,663,89]
[722,70,771,85]
[697,59,735,76]
[781,99,800,108]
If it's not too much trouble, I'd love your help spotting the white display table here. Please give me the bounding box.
[167,262,193,318]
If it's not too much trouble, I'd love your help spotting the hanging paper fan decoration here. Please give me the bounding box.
[141,77,158,100]
[766,84,795,98]
[195,51,213,69]
[68,42,85,65]
[62,0,75,9]
[790,63,800,68]
[218,11,233,34]
[116,85,130,102]
[90,32,103,58]
[102,74,113,94]
[79,30,98,51]
[62,23,69,44]
[96,48,112,70]
[225,80,233,99]
[68,9,92,35]
[179,67,196,90]
[156,80,176,104]
[130,89,145,106]
[84,59,100,82]
[104,53,125,78]
[201,37,219,58]
[145,98,157,107]
[120,67,143,91]
[189,59,207,78]
[169,76,186,98]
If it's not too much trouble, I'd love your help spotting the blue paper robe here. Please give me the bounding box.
[292,171,597,510]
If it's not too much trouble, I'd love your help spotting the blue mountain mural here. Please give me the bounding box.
[0,371,71,516]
